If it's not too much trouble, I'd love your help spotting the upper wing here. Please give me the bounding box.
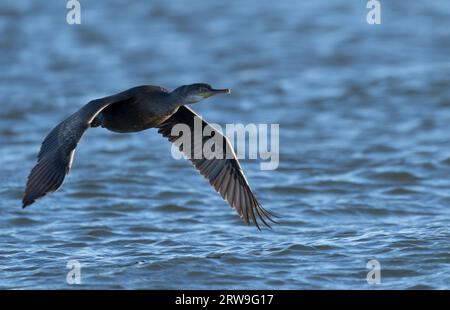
[22,92,131,208]
[157,106,276,229]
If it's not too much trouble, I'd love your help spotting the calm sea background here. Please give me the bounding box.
[0,0,449,289]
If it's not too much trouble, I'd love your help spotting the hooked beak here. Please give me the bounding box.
[210,88,231,95]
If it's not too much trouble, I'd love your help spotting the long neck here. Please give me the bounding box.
[168,86,187,108]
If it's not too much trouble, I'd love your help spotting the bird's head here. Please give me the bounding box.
[172,83,231,104]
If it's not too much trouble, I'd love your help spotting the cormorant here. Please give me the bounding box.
[23,83,276,229]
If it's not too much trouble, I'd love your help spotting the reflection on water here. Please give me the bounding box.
[0,0,449,289]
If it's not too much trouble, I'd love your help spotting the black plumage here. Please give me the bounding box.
[23,84,276,229]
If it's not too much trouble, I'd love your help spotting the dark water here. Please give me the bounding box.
[1,0,449,289]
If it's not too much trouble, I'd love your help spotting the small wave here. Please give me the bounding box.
[363,144,398,154]
[85,228,118,237]
[68,191,112,199]
[441,157,450,165]
[369,171,421,183]
[407,284,434,289]
[154,203,192,213]
[381,268,420,278]
[128,225,173,233]
[269,186,313,194]
[383,187,419,195]
[7,217,42,226]
[266,243,318,255]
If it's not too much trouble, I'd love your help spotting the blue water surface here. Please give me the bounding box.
[0,0,449,289]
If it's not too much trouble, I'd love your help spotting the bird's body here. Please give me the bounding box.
[23,83,276,229]
[92,86,176,133]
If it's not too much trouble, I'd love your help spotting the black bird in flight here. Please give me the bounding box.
[23,83,276,229]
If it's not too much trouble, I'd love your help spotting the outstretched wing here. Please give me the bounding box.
[23,93,131,208]
[157,106,276,229]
